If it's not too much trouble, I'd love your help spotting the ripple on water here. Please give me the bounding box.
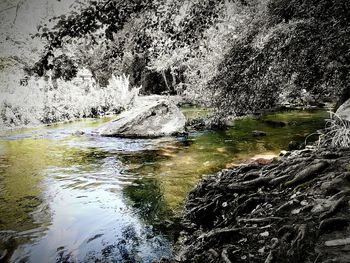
[1,117,175,263]
[0,110,329,262]
[11,159,172,262]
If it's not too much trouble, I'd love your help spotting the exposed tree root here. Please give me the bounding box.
[162,147,350,263]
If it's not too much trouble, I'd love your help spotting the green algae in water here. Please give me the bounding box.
[0,109,328,262]
[123,109,329,216]
[0,138,55,232]
[0,117,116,232]
[181,106,213,120]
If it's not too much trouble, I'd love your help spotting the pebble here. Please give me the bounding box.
[301,200,308,206]
[258,246,265,254]
[260,231,269,237]
[291,208,301,214]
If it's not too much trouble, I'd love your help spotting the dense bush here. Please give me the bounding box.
[32,0,237,93]
[210,0,350,116]
[0,73,139,129]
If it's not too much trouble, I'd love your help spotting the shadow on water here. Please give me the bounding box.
[0,109,328,262]
[122,109,329,233]
[123,176,181,241]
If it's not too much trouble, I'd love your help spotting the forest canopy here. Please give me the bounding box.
[32,0,350,117]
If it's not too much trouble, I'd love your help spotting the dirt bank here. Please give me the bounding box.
[163,146,350,263]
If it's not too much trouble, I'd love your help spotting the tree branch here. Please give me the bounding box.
[0,5,16,14]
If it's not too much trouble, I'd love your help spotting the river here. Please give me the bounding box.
[0,109,328,262]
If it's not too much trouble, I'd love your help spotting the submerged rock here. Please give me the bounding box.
[288,140,305,150]
[185,118,206,131]
[0,233,17,262]
[73,130,85,136]
[251,130,267,137]
[262,120,287,127]
[0,249,6,261]
[96,96,186,137]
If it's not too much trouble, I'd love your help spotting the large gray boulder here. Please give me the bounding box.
[96,96,186,137]
[336,98,350,121]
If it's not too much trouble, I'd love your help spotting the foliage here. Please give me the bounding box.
[33,0,156,82]
[0,73,139,129]
[32,0,235,92]
[31,0,350,118]
[320,112,350,148]
[210,0,350,116]
[51,54,78,81]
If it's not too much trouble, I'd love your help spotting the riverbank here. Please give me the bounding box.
[0,109,331,262]
[164,146,350,263]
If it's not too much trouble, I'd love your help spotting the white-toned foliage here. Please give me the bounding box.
[0,71,139,129]
[320,112,350,148]
[147,0,249,105]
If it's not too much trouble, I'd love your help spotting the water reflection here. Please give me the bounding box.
[123,110,328,212]
[0,109,328,262]
[0,118,175,262]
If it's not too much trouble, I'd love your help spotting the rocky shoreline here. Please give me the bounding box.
[162,146,350,263]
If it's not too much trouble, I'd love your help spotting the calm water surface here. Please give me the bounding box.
[0,110,328,262]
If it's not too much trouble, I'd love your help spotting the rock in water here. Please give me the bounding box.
[336,98,350,121]
[251,130,267,137]
[96,97,186,137]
